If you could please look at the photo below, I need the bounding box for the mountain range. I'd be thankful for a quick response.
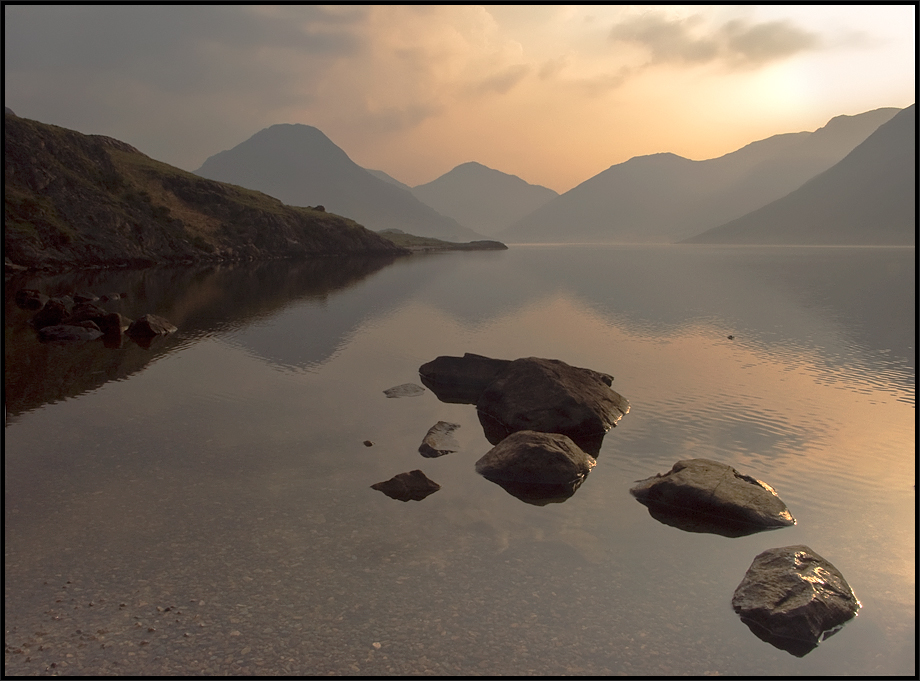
[195,124,484,242]
[410,162,558,236]
[499,107,901,244]
[684,104,915,245]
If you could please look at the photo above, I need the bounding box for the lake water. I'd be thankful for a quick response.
[4,244,915,675]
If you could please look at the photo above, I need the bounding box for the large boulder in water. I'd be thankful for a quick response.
[630,459,795,534]
[732,545,860,656]
[475,357,628,452]
[418,353,512,403]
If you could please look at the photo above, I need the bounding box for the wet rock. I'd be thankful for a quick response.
[418,353,512,404]
[127,314,178,338]
[31,299,69,329]
[95,312,132,336]
[371,470,441,501]
[475,357,628,453]
[629,459,795,533]
[475,430,595,487]
[732,545,860,656]
[64,302,109,325]
[383,383,425,398]
[73,292,99,303]
[15,289,48,310]
[419,421,461,458]
[37,324,104,342]
[363,440,374,447]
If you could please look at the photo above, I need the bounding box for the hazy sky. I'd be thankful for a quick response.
[4,5,915,192]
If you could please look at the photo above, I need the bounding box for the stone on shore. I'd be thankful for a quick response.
[371,470,441,502]
[419,421,461,458]
[37,324,104,342]
[127,314,178,338]
[629,459,795,533]
[732,545,860,656]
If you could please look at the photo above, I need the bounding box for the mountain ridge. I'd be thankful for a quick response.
[195,124,485,242]
[682,104,916,245]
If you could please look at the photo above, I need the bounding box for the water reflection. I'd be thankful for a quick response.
[4,256,396,420]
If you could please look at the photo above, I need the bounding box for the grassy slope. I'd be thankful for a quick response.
[4,113,405,270]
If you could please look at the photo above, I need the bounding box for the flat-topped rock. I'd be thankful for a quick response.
[630,459,795,533]
[419,421,461,458]
[127,314,178,338]
[418,353,512,403]
[732,545,860,656]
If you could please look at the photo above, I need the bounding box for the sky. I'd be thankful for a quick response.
[4,4,916,193]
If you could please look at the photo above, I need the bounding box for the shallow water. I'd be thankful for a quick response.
[4,244,915,675]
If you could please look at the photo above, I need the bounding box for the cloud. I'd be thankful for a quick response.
[608,12,821,69]
[465,64,532,95]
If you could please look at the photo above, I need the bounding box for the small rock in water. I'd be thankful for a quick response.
[371,470,440,501]
[363,440,374,447]
[383,383,425,398]
[419,421,460,457]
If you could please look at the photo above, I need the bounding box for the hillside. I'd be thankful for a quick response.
[410,162,558,236]
[195,124,485,242]
[501,107,900,243]
[4,113,405,272]
[683,104,916,245]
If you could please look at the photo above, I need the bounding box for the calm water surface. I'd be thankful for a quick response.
[4,245,915,675]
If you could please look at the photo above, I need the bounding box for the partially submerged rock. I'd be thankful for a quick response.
[15,289,48,310]
[419,421,461,458]
[476,431,596,505]
[37,324,104,342]
[630,459,795,534]
[418,353,512,403]
[382,383,426,398]
[476,430,595,486]
[732,545,860,656]
[476,357,628,453]
[371,470,441,502]
[127,314,178,338]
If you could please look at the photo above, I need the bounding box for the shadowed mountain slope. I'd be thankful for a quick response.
[4,113,403,271]
[411,161,558,236]
[195,124,484,242]
[501,107,900,244]
[683,104,916,245]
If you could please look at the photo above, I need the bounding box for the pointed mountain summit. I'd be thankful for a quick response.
[500,107,900,244]
[411,162,558,236]
[683,104,915,245]
[195,124,484,242]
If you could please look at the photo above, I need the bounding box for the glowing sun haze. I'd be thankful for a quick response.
[4,4,915,192]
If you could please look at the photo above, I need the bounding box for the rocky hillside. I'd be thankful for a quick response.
[4,112,405,272]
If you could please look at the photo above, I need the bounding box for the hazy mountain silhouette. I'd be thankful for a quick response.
[366,168,413,191]
[501,108,900,244]
[683,104,916,245]
[410,162,558,236]
[195,124,484,242]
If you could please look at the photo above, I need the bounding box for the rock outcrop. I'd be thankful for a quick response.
[371,470,441,502]
[732,545,860,656]
[629,459,795,535]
